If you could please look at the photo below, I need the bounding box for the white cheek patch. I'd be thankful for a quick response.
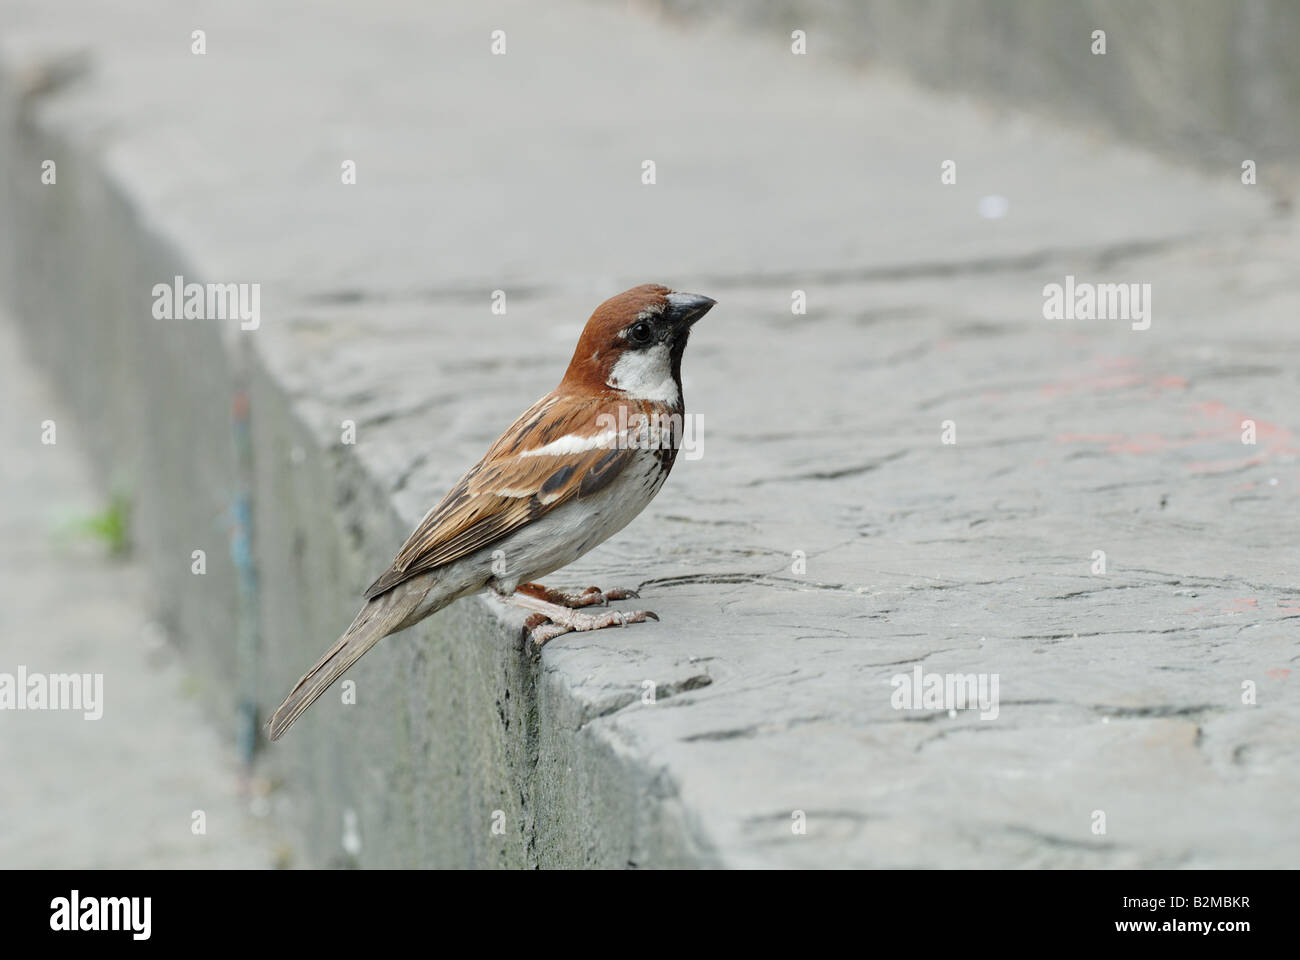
[606,343,679,403]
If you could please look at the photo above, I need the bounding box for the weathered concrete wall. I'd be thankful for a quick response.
[0,56,247,739]
[2,0,1297,868]
[0,301,287,868]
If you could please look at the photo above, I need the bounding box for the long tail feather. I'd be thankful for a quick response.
[267,588,425,741]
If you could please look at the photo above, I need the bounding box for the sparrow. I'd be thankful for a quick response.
[267,284,715,740]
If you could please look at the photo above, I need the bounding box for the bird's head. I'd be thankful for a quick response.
[560,284,716,405]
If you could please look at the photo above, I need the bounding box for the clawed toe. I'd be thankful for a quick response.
[520,607,658,649]
[523,583,641,608]
[565,585,640,607]
[523,613,572,648]
[573,608,658,630]
[600,587,640,602]
[510,583,657,649]
[612,609,658,625]
[572,586,608,607]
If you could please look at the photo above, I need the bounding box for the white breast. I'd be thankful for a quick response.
[481,448,670,593]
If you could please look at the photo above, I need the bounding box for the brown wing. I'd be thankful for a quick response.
[363,393,639,599]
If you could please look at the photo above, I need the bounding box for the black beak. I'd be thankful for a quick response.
[665,292,716,328]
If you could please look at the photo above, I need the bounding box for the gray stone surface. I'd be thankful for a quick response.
[1,0,1296,867]
[662,0,1300,179]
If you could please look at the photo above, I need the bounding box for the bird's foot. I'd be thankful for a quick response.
[516,581,639,608]
[509,591,657,648]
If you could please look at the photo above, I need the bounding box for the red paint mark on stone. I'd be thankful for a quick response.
[1107,434,1169,454]
[1041,373,1144,397]
[1056,433,1127,445]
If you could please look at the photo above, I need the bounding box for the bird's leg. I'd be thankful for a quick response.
[515,581,640,608]
[504,588,658,648]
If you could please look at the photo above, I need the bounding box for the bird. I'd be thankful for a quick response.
[266,284,715,740]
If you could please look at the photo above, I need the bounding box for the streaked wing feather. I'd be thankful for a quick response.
[363,395,642,600]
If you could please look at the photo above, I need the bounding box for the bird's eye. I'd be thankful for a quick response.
[628,321,653,344]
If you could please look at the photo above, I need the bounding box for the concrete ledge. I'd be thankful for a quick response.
[3,0,1297,867]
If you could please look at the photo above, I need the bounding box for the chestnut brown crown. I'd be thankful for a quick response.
[559,284,715,398]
